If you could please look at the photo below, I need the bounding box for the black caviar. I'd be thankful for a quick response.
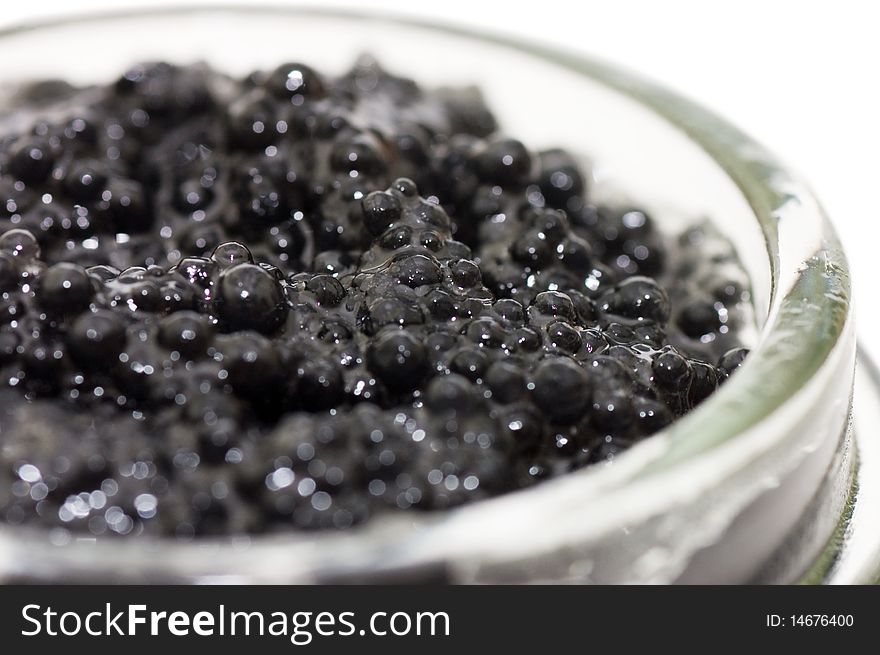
[0,58,751,537]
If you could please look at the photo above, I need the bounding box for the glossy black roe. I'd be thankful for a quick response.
[0,57,751,538]
[217,262,288,334]
[37,263,94,315]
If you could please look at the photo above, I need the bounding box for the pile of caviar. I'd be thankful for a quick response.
[0,59,750,538]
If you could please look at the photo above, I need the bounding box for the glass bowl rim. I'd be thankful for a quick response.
[0,4,854,582]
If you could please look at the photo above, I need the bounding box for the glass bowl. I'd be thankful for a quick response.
[0,6,865,584]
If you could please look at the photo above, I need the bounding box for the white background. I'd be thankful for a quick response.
[3,0,878,357]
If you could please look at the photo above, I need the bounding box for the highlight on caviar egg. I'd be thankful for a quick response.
[0,58,750,539]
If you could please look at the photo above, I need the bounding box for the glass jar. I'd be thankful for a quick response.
[0,6,871,584]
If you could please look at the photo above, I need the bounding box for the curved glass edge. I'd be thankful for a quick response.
[0,2,853,477]
[477,27,854,474]
[821,351,880,584]
[0,6,856,574]
[798,458,858,584]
